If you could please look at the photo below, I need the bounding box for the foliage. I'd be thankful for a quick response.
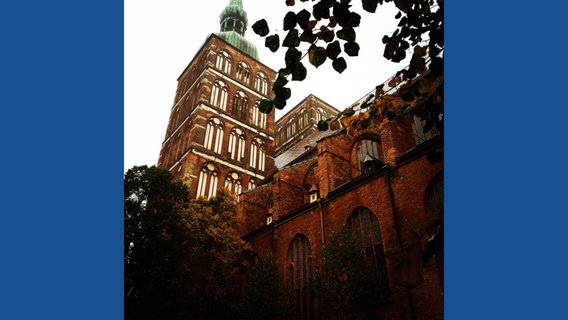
[252,0,444,137]
[124,166,253,319]
[124,165,191,319]
[310,227,390,319]
[236,254,291,320]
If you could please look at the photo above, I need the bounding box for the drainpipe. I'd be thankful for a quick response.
[318,199,325,247]
[386,166,416,320]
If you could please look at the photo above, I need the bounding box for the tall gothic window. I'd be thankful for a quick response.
[215,50,232,74]
[424,172,444,271]
[204,118,224,154]
[224,172,243,199]
[196,163,219,199]
[227,128,246,162]
[355,139,381,171]
[298,110,305,128]
[247,178,256,190]
[254,72,269,95]
[412,115,435,145]
[252,101,267,129]
[249,138,266,171]
[210,80,228,111]
[316,107,327,122]
[288,235,313,320]
[348,207,389,291]
[232,91,248,120]
[287,118,296,138]
[236,62,251,84]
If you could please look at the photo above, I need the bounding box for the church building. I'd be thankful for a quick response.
[157,1,444,319]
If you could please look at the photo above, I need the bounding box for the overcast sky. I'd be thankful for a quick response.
[124,0,410,172]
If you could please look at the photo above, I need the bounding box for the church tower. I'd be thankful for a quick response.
[157,0,277,200]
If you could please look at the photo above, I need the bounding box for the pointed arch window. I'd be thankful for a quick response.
[254,72,269,95]
[287,118,296,138]
[348,207,389,291]
[288,235,313,320]
[252,101,267,129]
[298,110,305,129]
[232,91,249,120]
[355,139,382,172]
[227,128,246,162]
[196,163,219,199]
[424,172,444,271]
[215,50,232,74]
[236,62,251,84]
[249,138,266,171]
[247,178,256,190]
[412,115,436,145]
[210,80,228,111]
[224,172,243,198]
[204,118,224,154]
[316,107,327,122]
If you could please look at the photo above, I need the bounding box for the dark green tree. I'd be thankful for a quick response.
[236,254,291,320]
[124,165,190,319]
[253,0,443,137]
[124,166,253,319]
[183,189,255,319]
[311,227,390,320]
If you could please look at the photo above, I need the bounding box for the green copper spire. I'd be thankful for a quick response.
[219,0,248,35]
[215,0,258,59]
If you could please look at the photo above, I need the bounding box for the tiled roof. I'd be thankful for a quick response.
[275,129,341,169]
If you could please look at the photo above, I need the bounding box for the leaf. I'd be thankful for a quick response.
[325,41,341,60]
[394,0,414,12]
[282,28,300,47]
[332,57,347,73]
[340,115,352,128]
[296,9,311,29]
[258,99,273,113]
[337,27,356,42]
[332,2,351,27]
[273,97,287,110]
[320,28,335,42]
[395,11,402,19]
[291,61,307,81]
[283,11,297,31]
[300,29,317,43]
[265,34,280,52]
[286,0,295,6]
[342,107,355,117]
[350,12,361,28]
[273,73,289,90]
[252,19,269,37]
[329,119,340,130]
[274,86,291,100]
[317,120,329,131]
[362,0,380,13]
[285,47,302,70]
[308,45,327,68]
[313,1,331,20]
[344,41,360,56]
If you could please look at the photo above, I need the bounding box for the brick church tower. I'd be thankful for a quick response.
[157,0,277,199]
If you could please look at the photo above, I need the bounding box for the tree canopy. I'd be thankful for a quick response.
[253,0,444,137]
[124,166,253,319]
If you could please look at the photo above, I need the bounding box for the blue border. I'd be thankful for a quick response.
[446,1,568,319]
[1,2,123,319]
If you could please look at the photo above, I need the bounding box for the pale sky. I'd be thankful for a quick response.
[124,0,410,172]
